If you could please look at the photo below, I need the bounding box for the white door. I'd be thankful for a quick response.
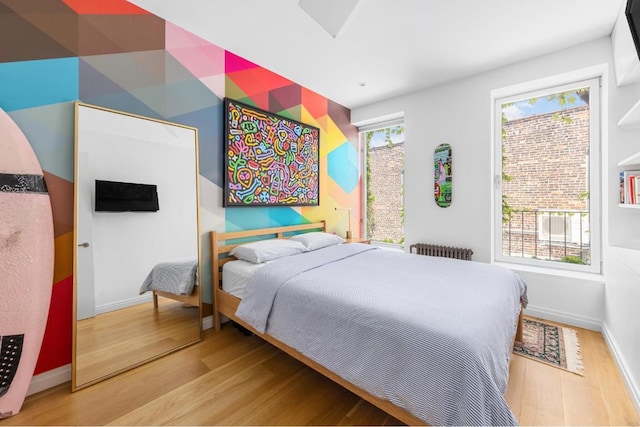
[76,151,96,321]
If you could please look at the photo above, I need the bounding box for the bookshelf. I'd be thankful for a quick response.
[615,10,640,208]
[617,151,640,169]
[618,166,640,207]
[617,99,640,130]
[617,110,640,208]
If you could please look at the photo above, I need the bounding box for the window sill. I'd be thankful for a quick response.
[371,241,404,252]
[494,261,604,283]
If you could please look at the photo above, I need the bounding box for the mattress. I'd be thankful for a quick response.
[222,259,266,298]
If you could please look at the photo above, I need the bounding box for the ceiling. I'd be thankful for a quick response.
[128,0,626,109]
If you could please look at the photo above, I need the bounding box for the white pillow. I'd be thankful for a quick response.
[290,232,345,251]
[229,238,307,263]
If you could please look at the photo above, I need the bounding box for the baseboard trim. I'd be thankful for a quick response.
[601,323,640,416]
[95,293,153,315]
[27,364,71,396]
[202,314,213,330]
[524,304,602,331]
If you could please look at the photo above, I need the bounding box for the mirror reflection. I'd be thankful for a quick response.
[73,103,202,390]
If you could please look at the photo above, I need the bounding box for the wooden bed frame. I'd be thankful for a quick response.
[152,287,200,309]
[210,221,523,426]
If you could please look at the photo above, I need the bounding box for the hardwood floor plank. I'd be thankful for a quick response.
[504,353,526,419]
[581,328,640,425]
[177,352,310,425]
[561,375,609,426]
[108,343,286,425]
[75,299,200,387]
[518,360,566,425]
[234,368,341,425]
[1,318,637,426]
[11,354,211,425]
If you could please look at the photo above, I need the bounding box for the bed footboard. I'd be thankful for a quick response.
[152,288,200,308]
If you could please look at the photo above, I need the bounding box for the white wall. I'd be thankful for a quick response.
[352,37,640,410]
[514,270,604,330]
[604,247,640,409]
[89,137,197,311]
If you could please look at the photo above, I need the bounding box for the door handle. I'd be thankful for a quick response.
[78,242,90,248]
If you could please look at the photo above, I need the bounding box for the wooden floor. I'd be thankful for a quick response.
[2,317,638,426]
[75,297,201,387]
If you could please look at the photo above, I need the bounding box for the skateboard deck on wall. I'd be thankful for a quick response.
[434,143,452,208]
[0,108,54,419]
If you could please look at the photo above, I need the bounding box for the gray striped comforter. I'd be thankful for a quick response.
[236,244,527,426]
[139,258,198,296]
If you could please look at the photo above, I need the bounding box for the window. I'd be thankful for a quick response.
[359,123,405,245]
[493,77,601,273]
[537,211,589,245]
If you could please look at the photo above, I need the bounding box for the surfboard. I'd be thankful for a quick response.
[434,143,452,208]
[0,108,54,419]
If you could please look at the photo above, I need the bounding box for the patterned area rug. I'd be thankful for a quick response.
[513,318,584,375]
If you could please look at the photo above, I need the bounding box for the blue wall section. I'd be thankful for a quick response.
[0,58,79,112]
[225,206,308,232]
[328,141,359,193]
[9,103,75,182]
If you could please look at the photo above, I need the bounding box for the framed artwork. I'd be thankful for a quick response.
[223,98,320,206]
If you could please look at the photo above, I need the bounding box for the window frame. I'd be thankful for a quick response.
[358,119,405,248]
[492,76,602,274]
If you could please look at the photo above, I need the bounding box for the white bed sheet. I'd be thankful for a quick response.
[222,259,267,298]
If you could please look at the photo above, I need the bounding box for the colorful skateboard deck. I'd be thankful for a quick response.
[434,143,452,208]
[0,108,54,419]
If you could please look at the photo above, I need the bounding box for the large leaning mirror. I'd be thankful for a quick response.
[72,102,202,390]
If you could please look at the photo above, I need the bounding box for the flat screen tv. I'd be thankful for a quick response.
[95,180,159,212]
[627,0,640,60]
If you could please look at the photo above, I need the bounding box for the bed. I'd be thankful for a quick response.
[210,222,527,426]
[139,258,200,308]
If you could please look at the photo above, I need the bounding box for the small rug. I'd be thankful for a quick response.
[513,318,584,375]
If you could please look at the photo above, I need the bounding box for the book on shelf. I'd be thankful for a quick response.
[621,170,640,204]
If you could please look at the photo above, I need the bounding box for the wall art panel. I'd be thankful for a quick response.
[224,98,320,206]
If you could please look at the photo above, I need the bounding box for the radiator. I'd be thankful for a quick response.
[409,243,473,261]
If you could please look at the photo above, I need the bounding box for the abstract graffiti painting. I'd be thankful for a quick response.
[224,98,320,206]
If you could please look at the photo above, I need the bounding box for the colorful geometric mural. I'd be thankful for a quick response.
[0,0,360,377]
[224,51,361,233]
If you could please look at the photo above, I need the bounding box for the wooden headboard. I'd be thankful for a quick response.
[209,221,326,329]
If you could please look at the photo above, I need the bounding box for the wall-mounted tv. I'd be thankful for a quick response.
[95,180,159,212]
[627,0,640,60]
